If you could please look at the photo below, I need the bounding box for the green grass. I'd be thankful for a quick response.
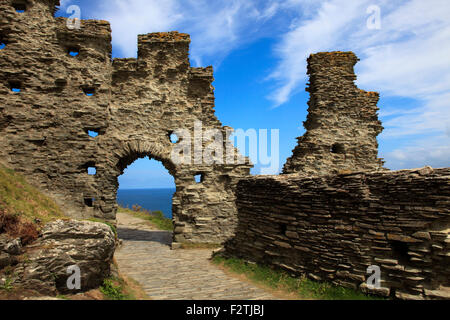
[212,255,384,300]
[100,277,134,300]
[118,206,173,231]
[87,218,117,238]
[0,164,64,225]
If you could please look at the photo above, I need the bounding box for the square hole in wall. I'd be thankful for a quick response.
[330,143,345,154]
[82,87,95,96]
[84,198,94,207]
[87,167,97,175]
[9,81,21,93]
[87,130,99,138]
[168,131,179,143]
[0,42,5,50]
[194,173,204,184]
[280,224,287,235]
[389,240,411,265]
[55,78,67,87]
[68,47,79,57]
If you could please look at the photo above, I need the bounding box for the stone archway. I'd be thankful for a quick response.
[0,1,251,245]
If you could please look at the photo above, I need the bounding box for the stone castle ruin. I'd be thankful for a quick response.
[283,52,385,176]
[0,0,251,245]
[0,0,448,299]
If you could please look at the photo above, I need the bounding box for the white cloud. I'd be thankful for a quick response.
[384,134,450,170]
[59,0,72,8]
[95,0,183,58]
[267,0,372,106]
[89,0,283,65]
[381,92,450,138]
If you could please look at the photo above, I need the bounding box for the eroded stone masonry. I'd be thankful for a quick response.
[0,0,251,245]
[283,52,386,176]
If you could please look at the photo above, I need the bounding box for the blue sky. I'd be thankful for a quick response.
[57,0,450,189]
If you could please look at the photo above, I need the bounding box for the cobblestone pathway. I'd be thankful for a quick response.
[114,212,277,300]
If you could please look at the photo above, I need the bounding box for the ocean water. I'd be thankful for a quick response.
[117,188,175,218]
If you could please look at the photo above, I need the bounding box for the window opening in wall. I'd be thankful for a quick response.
[0,42,5,50]
[195,173,204,184]
[280,224,287,235]
[87,130,99,138]
[88,167,97,175]
[55,79,67,87]
[83,87,95,96]
[84,198,94,207]
[68,47,79,57]
[331,143,345,154]
[389,240,411,265]
[9,81,21,93]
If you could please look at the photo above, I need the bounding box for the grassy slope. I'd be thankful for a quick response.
[0,164,64,226]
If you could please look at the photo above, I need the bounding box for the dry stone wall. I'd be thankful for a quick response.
[283,52,386,176]
[0,0,251,245]
[223,168,450,299]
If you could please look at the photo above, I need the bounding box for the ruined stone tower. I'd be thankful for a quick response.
[283,52,385,176]
[0,0,251,245]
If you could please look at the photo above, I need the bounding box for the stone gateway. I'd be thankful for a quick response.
[0,0,251,245]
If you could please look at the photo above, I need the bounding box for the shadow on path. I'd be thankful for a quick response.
[117,227,172,247]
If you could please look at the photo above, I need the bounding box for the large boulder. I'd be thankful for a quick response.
[12,220,116,295]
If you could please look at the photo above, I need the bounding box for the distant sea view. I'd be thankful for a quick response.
[117,188,175,219]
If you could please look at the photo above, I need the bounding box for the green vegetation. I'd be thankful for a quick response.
[212,255,384,300]
[100,277,134,300]
[0,164,64,225]
[118,205,173,231]
[0,276,14,292]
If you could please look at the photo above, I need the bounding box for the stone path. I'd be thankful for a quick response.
[114,212,277,300]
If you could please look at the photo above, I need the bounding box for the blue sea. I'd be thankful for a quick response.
[117,188,175,218]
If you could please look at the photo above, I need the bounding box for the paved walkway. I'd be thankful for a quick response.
[114,212,277,300]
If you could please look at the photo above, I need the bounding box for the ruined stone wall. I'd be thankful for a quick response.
[0,0,251,245]
[283,52,385,176]
[224,168,450,299]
